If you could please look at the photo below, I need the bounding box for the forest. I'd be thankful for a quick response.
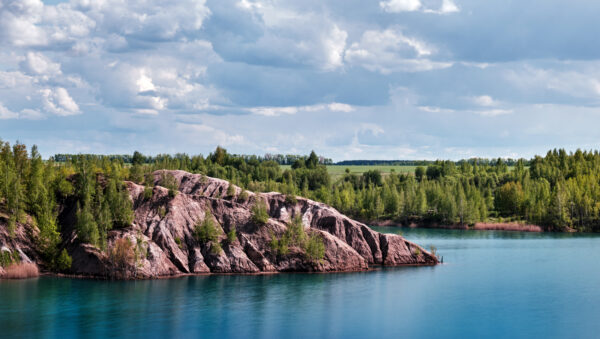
[2,140,600,267]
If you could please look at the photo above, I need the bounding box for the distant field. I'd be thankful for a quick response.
[281,165,418,180]
[281,164,519,181]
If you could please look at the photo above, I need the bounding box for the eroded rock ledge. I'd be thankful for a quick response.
[1,170,437,279]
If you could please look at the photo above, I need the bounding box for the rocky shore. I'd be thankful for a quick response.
[1,170,437,279]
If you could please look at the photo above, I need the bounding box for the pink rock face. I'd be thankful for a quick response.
[1,170,437,279]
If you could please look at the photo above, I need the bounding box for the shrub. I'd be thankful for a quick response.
[226,183,235,198]
[227,228,237,244]
[158,206,167,218]
[110,238,134,271]
[251,199,269,225]
[0,250,20,267]
[194,210,222,254]
[160,172,179,197]
[285,194,297,204]
[143,186,153,200]
[269,231,288,256]
[238,189,249,203]
[55,249,72,272]
[285,215,307,247]
[305,232,325,262]
[194,210,221,244]
[210,242,222,255]
[3,263,39,279]
[175,237,182,248]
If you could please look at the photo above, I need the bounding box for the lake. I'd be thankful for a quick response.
[1,227,599,338]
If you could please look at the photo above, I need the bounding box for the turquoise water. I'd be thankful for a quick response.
[1,228,600,339]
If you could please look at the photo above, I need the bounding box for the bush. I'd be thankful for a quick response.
[305,232,325,262]
[55,249,72,272]
[143,186,153,200]
[194,210,223,254]
[210,242,222,255]
[286,215,307,247]
[227,228,237,243]
[0,250,20,267]
[251,199,269,225]
[238,190,249,203]
[160,172,179,197]
[110,238,134,271]
[269,231,288,256]
[226,183,235,198]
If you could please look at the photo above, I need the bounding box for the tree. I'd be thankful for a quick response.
[251,198,269,225]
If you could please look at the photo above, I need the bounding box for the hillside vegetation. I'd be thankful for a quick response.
[1,138,599,274]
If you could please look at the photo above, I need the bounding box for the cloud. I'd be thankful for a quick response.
[0,102,44,120]
[380,0,422,13]
[249,102,355,116]
[345,28,452,73]
[471,95,498,107]
[380,0,459,14]
[41,87,80,116]
[328,102,354,112]
[19,52,61,76]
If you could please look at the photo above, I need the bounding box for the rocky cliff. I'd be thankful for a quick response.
[1,170,437,279]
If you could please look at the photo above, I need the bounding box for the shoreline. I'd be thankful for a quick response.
[2,263,438,281]
[367,220,545,232]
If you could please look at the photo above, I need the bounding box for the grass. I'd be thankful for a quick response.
[281,165,418,180]
[281,164,518,181]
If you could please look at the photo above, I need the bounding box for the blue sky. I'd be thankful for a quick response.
[0,0,599,160]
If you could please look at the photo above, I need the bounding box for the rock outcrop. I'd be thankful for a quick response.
[1,170,437,279]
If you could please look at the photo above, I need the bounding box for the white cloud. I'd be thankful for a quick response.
[19,52,61,76]
[328,102,354,112]
[382,0,459,14]
[345,28,452,73]
[249,102,355,116]
[380,0,422,13]
[250,106,298,116]
[0,102,45,120]
[0,102,19,119]
[137,70,156,93]
[440,0,459,13]
[41,87,80,116]
[471,95,498,107]
[322,25,347,71]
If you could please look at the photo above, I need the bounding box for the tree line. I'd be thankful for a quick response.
[3,138,600,274]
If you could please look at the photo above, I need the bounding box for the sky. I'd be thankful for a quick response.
[1,0,600,160]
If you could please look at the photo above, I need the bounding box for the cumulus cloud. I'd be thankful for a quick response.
[41,87,80,116]
[345,28,452,73]
[381,0,459,14]
[0,102,44,120]
[19,52,61,76]
[471,95,498,107]
[380,0,422,13]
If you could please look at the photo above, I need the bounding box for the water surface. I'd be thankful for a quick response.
[1,228,599,338]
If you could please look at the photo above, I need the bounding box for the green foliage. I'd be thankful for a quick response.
[238,189,249,202]
[195,211,221,254]
[305,232,325,262]
[144,185,153,200]
[75,202,99,246]
[226,183,235,198]
[251,199,269,225]
[159,172,179,197]
[0,250,20,267]
[227,228,237,244]
[55,249,72,272]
